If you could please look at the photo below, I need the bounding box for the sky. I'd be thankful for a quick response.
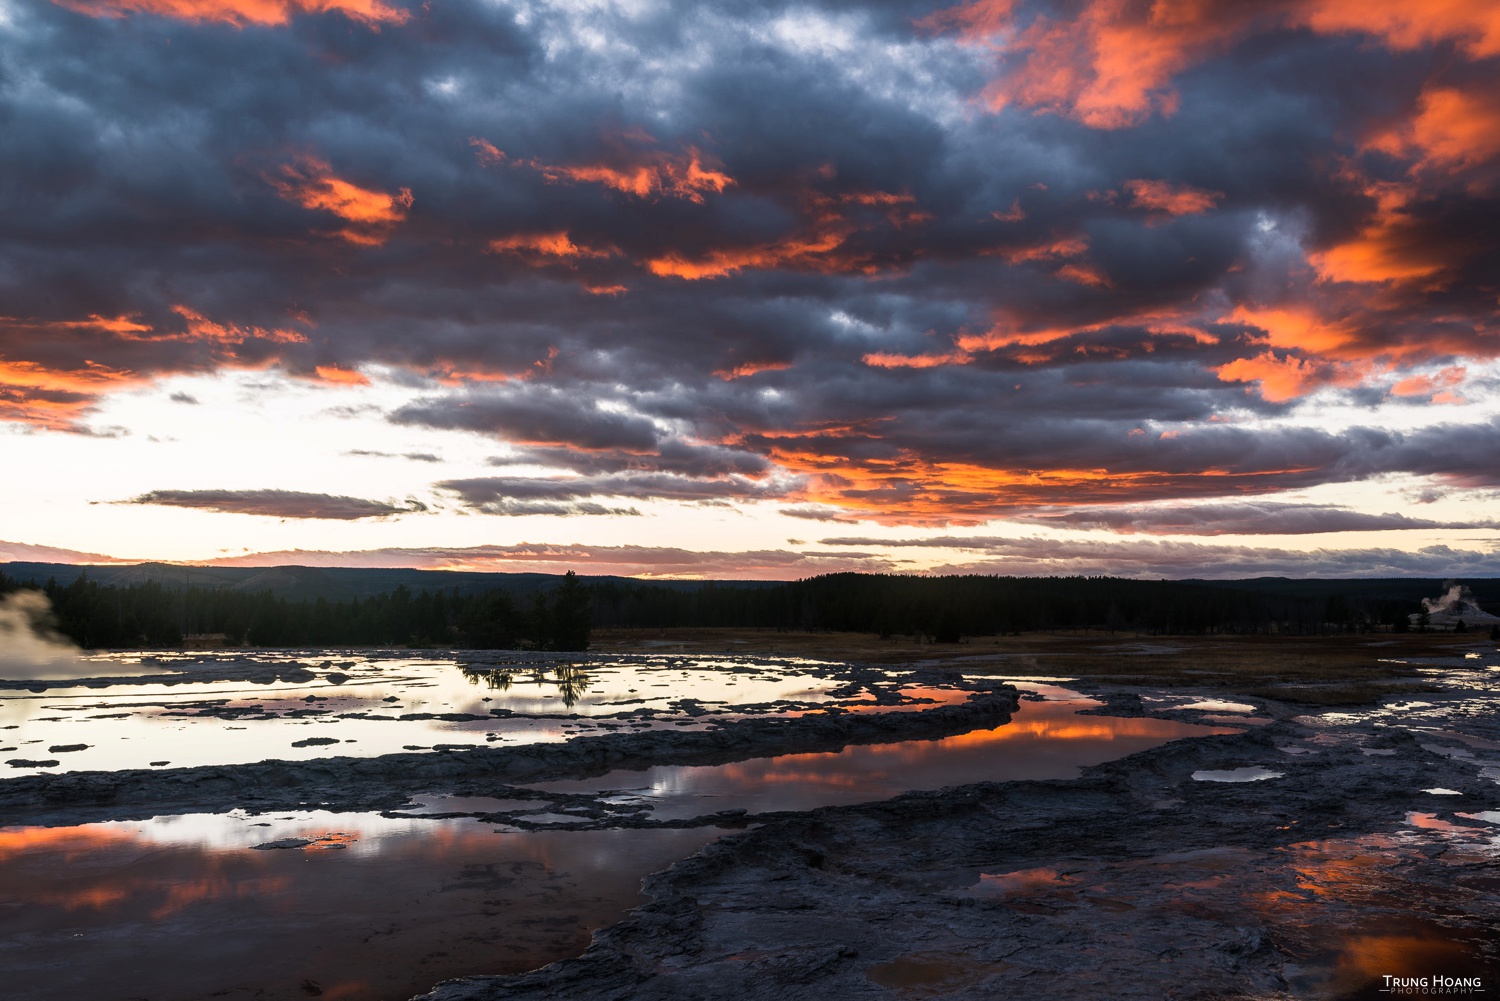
[1,0,1498,579]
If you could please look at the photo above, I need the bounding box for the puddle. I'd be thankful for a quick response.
[0,811,718,1001]
[1177,699,1259,713]
[527,686,1239,819]
[1192,766,1284,782]
[1310,925,1493,1000]
[965,866,1076,897]
[396,793,537,815]
[1405,812,1495,837]
[1255,833,1500,999]
[1458,811,1500,824]
[0,652,875,777]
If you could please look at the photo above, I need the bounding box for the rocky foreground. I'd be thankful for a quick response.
[418,676,1500,1001]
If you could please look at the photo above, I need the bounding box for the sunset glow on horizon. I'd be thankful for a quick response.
[2,0,1498,579]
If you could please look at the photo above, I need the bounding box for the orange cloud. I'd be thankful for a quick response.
[1303,177,1460,287]
[41,314,155,336]
[0,356,149,431]
[481,137,735,204]
[950,303,1216,360]
[646,229,850,280]
[167,305,307,345]
[1391,365,1466,402]
[1368,85,1500,176]
[1123,178,1223,215]
[1215,351,1334,402]
[1294,0,1500,57]
[266,156,413,246]
[646,188,923,280]
[1056,262,1111,286]
[1219,298,1493,397]
[988,233,1089,264]
[762,442,1330,525]
[1215,349,1369,403]
[0,308,307,430]
[921,0,1261,128]
[862,350,972,369]
[1308,222,1451,286]
[52,0,407,28]
[488,231,618,266]
[923,0,1499,127]
[312,364,369,385]
[1226,304,1357,355]
[538,149,733,203]
[468,137,506,167]
[0,358,141,395]
[715,360,793,380]
[1,307,304,346]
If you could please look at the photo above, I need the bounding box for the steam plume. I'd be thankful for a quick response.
[0,590,94,680]
[1416,581,1500,628]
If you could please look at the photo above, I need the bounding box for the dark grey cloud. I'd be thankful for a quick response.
[435,471,793,512]
[123,489,429,519]
[488,439,772,478]
[200,542,899,578]
[779,506,870,523]
[391,387,663,451]
[344,449,443,462]
[2,0,1496,535]
[476,500,642,517]
[1004,502,1499,536]
[818,536,1500,579]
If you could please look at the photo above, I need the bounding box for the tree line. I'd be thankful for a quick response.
[0,569,592,651]
[1,568,1487,651]
[585,573,1436,638]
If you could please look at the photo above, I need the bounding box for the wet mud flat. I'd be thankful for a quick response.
[421,658,1500,1001]
[0,659,1041,1001]
[4,647,1499,1000]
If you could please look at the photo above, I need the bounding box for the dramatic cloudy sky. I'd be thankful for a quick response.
[2,0,1498,578]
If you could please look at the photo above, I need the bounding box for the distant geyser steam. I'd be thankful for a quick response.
[1413,581,1500,630]
[0,590,94,680]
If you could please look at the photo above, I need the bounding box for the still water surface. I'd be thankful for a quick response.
[528,683,1240,819]
[0,675,1240,1000]
[0,652,848,776]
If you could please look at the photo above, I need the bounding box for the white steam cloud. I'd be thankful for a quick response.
[0,590,96,681]
[1415,581,1500,628]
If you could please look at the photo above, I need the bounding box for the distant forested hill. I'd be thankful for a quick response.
[2,563,1496,650]
[0,561,719,601]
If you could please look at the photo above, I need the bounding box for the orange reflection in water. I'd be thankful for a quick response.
[1334,933,1477,986]
[1248,835,1499,998]
[537,696,1237,818]
[970,867,1075,895]
[0,817,718,1001]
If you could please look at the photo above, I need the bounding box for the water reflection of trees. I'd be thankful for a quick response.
[460,662,591,708]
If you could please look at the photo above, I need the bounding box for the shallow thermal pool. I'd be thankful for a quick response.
[0,651,865,776]
[523,683,1241,820]
[0,679,1241,1000]
[0,810,719,1001]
